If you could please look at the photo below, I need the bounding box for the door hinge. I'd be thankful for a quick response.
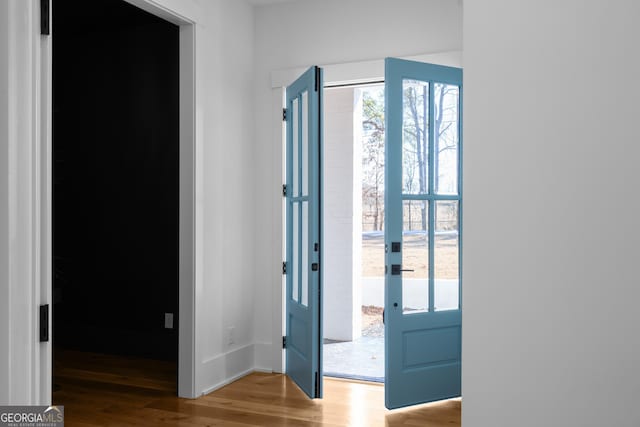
[282,108,287,121]
[282,261,287,275]
[282,184,287,197]
[39,304,49,342]
[40,0,50,35]
[282,336,287,348]
[314,66,321,92]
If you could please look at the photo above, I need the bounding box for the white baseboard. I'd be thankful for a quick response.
[196,342,281,397]
[200,367,255,396]
[199,343,255,396]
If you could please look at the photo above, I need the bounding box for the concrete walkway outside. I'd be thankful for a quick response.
[323,336,384,382]
[323,313,385,382]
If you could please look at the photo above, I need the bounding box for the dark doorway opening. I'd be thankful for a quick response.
[52,0,179,394]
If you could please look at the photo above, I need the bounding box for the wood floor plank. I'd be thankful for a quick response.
[54,351,461,426]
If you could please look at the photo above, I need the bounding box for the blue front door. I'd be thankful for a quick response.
[285,66,323,399]
[384,58,463,409]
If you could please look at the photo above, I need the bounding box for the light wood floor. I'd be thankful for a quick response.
[54,350,461,426]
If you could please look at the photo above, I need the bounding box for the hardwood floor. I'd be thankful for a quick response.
[53,350,461,426]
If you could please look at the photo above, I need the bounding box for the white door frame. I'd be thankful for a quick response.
[29,0,199,403]
[124,0,198,400]
[0,0,50,405]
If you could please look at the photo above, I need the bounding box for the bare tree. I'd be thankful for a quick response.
[403,83,459,228]
[403,84,428,229]
[362,90,385,231]
[359,83,458,232]
[434,83,458,194]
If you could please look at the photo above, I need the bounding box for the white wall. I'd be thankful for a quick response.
[323,87,362,342]
[463,1,640,426]
[155,0,258,396]
[0,0,11,405]
[253,0,463,371]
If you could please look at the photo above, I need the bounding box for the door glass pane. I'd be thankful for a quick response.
[435,200,459,311]
[301,201,309,307]
[292,202,299,303]
[402,200,429,314]
[292,97,299,197]
[402,80,429,195]
[301,91,309,196]
[434,83,459,195]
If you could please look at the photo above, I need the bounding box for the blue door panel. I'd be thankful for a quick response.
[390,363,461,408]
[289,314,309,357]
[403,326,461,368]
[285,66,323,399]
[384,58,463,409]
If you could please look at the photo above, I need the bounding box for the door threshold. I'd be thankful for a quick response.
[324,373,384,384]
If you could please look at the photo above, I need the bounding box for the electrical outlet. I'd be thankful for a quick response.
[164,313,174,329]
[227,326,235,345]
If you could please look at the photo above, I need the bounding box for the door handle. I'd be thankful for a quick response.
[391,264,414,275]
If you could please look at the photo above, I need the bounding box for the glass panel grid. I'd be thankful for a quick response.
[400,81,460,315]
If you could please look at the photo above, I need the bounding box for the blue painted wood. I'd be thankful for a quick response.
[384,58,463,409]
[285,66,323,399]
[428,77,436,313]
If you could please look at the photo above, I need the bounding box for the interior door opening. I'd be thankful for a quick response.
[322,82,387,382]
[52,0,179,396]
